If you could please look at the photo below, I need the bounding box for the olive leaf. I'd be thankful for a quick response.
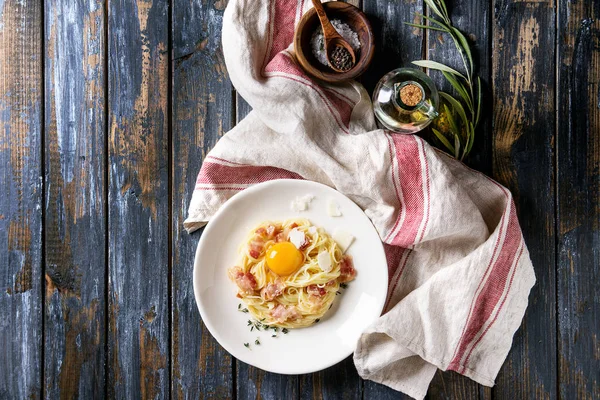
[440,92,469,134]
[437,0,449,20]
[443,104,460,137]
[406,0,482,160]
[466,122,476,155]
[415,13,449,29]
[423,0,448,23]
[476,77,482,126]
[450,27,473,75]
[442,71,472,111]
[432,128,455,154]
[454,134,461,159]
[412,60,466,80]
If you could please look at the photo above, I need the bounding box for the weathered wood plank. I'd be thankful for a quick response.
[238,358,298,400]
[43,0,107,398]
[557,1,600,399]
[491,1,557,399]
[299,356,362,400]
[424,0,492,397]
[0,0,43,398]
[361,0,424,93]
[108,0,170,398]
[427,370,487,400]
[424,0,493,174]
[360,0,422,398]
[171,0,234,398]
[234,95,300,400]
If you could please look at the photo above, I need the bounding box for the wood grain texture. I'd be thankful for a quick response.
[299,356,362,400]
[491,1,557,399]
[360,0,421,398]
[171,0,234,398]
[557,1,600,399]
[234,95,301,400]
[0,0,43,398]
[43,0,106,398]
[108,0,170,398]
[4,0,600,399]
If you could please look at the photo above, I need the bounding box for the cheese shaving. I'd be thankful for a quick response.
[327,199,342,217]
[317,251,333,272]
[333,229,355,253]
[288,228,306,249]
[291,194,315,212]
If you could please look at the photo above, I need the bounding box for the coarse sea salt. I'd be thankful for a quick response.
[310,19,361,67]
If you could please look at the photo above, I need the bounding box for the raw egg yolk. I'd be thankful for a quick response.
[266,242,303,276]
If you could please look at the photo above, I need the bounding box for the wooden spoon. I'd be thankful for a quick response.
[311,0,356,72]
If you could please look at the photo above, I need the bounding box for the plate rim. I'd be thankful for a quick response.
[192,179,388,374]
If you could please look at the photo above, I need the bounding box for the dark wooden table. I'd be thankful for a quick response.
[1,0,598,398]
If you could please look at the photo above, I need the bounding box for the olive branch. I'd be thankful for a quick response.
[406,0,482,160]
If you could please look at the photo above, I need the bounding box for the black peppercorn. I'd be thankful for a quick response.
[330,46,354,71]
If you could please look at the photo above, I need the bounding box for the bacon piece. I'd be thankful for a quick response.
[261,279,284,301]
[275,223,301,244]
[271,304,301,323]
[307,284,326,297]
[248,235,265,259]
[275,232,285,243]
[266,224,277,237]
[298,237,310,250]
[256,224,278,239]
[228,267,258,294]
[338,255,356,283]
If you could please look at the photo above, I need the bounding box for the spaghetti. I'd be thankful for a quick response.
[228,219,356,328]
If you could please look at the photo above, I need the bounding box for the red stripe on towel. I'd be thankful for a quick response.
[417,146,431,243]
[267,72,351,134]
[322,88,353,129]
[383,248,412,312]
[267,0,297,62]
[261,1,355,131]
[194,186,246,191]
[383,244,407,286]
[384,134,404,242]
[448,201,523,372]
[459,240,524,373]
[265,52,306,76]
[382,136,429,311]
[196,160,304,187]
[389,135,426,247]
[266,53,353,129]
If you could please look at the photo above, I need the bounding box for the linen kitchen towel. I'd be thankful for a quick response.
[185,1,536,399]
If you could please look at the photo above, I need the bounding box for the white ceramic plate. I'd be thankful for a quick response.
[193,179,388,374]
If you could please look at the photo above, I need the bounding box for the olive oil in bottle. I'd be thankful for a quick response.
[372,68,439,134]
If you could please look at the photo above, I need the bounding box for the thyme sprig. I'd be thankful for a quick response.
[406,0,482,160]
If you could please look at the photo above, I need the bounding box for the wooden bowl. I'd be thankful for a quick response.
[294,2,375,83]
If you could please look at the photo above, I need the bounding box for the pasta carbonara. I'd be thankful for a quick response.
[228,219,356,328]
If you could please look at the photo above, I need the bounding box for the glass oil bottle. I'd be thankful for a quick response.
[372,68,439,134]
